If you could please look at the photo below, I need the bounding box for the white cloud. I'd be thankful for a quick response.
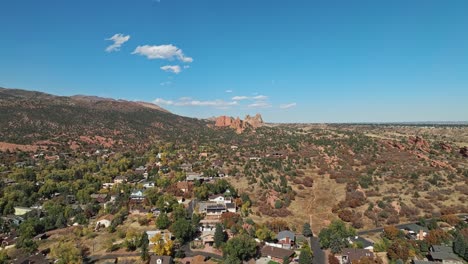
[132,44,193,62]
[280,103,297,109]
[248,101,272,108]
[160,65,181,74]
[232,95,268,101]
[153,97,238,108]
[105,33,130,52]
[253,95,268,100]
[232,96,249,101]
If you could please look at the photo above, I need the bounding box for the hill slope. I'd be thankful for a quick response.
[0,88,210,150]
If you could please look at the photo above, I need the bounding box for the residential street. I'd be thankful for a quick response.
[310,236,326,264]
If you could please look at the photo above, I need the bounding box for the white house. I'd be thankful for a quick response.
[208,194,232,204]
[95,214,114,229]
[147,230,172,245]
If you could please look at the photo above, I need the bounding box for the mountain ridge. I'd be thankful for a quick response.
[0,87,211,151]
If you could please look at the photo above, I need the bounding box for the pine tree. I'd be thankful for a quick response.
[303,222,313,237]
[214,223,226,248]
[453,232,466,260]
[140,232,149,262]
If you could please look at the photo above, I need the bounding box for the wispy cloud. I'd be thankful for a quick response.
[232,96,249,101]
[231,95,268,101]
[225,90,233,93]
[280,102,297,109]
[132,44,193,62]
[105,33,130,52]
[248,101,272,108]
[154,97,238,108]
[160,65,181,74]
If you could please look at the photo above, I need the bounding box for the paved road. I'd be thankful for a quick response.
[357,214,468,236]
[180,244,223,259]
[310,236,326,264]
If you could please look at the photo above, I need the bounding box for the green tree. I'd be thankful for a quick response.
[224,255,242,264]
[318,220,356,254]
[214,223,227,248]
[453,232,467,260]
[170,218,194,243]
[222,234,257,261]
[156,212,171,229]
[255,226,274,241]
[50,241,83,264]
[303,223,313,237]
[140,232,149,261]
[299,248,313,264]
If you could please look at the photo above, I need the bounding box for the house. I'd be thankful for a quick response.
[260,245,295,264]
[401,224,429,240]
[349,236,375,251]
[149,255,173,264]
[135,166,147,175]
[180,163,193,172]
[147,230,172,245]
[336,248,374,264]
[196,230,216,247]
[113,175,127,184]
[130,190,145,201]
[428,245,463,264]
[90,193,109,204]
[186,172,204,181]
[177,181,193,193]
[208,194,232,204]
[205,204,227,215]
[276,230,296,249]
[14,206,33,216]
[96,214,114,229]
[226,203,236,213]
[143,182,156,189]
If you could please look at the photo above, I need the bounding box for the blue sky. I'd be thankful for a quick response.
[1,0,467,122]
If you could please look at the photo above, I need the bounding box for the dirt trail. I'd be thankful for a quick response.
[305,174,345,234]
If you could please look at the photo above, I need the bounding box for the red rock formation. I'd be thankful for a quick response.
[439,142,452,152]
[409,136,430,152]
[244,113,264,128]
[215,116,234,127]
[214,114,263,133]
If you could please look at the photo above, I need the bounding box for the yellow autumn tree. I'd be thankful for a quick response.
[150,233,173,256]
[50,241,83,264]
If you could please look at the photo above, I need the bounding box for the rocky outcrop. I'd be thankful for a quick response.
[409,136,430,152]
[439,142,452,152]
[214,114,264,133]
[215,116,234,127]
[244,113,264,128]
